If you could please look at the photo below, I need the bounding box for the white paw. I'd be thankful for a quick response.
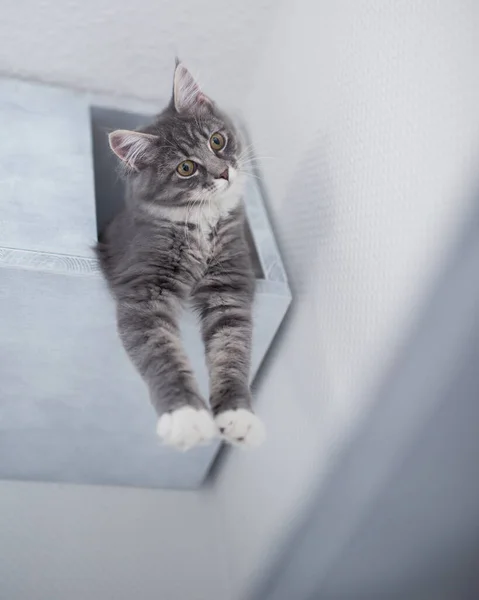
[157,407,217,451]
[215,409,266,448]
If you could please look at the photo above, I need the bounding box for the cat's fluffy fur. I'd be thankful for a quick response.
[96,63,265,450]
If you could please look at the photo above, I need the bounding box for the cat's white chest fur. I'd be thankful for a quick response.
[190,174,244,236]
[195,192,239,233]
[152,172,244,242]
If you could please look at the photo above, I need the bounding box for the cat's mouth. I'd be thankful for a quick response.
[216,180,230,192]
[217,166,237,190]
[213,172,238,195]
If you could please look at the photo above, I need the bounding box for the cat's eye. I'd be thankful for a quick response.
[176,160,197,177]
[210,132,226,151]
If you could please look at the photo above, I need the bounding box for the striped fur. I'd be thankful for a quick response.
[96,64,257,438]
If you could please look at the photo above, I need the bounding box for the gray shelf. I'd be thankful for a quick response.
[0,78,291,489]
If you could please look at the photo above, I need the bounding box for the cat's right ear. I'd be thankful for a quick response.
[108,130,158,171]
[173,62,211,114]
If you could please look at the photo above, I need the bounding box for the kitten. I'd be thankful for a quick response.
[96,63,265,451]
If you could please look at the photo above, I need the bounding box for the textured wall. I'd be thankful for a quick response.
[0,0,281,106]
[215,0,479,598]
[248,196,479,600]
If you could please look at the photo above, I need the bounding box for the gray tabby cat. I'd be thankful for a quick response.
[96,63,265,450]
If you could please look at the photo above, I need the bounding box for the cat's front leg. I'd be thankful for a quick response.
[192,262,265,448]
[117,300,216,451]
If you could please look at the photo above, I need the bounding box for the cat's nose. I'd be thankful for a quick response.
[216,168,229,181]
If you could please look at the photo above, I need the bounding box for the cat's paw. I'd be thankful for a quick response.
[215,409,266,448]
[157,407,217,451]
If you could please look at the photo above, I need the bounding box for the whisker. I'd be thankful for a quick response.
[237,170,262,181]
[240,156,276,162]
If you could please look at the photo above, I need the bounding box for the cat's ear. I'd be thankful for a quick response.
[173,62,211,113]
[108,130,158,171]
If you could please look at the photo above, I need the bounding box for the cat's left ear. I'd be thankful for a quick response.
[173,62,212,114]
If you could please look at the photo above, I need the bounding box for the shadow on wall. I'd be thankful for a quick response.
[261,131,336,297]
[249,191,479,600]
[243,129,338,421]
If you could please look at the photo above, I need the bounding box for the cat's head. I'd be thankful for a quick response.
[108,63,244,209]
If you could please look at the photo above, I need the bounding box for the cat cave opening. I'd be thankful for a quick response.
[90,106,264,279]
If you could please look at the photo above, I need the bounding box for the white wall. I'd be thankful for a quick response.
[0,481,228,600]
[214,0,479,597]
[0,0,281,106]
